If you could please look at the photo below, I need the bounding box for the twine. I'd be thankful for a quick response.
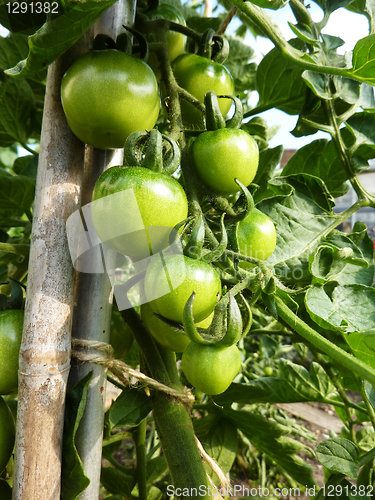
[71,338,194,406]
[71,338,231,493]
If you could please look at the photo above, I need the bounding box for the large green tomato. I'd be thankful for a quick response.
[147,3,186,78]
[236,209,276,268]
[182,343,241,395]
[189,129,259,194]
[91,166,188,260]
[0,396,15,473]
[171,53,234,127]
[109,309,134,359]
[141,303,213,352]
[145,255,221,323]
[61,50,160,149]
[0,478,12,500]
[0,310,23,395]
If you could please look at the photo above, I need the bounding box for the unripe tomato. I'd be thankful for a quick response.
[0,478,12,500]
[141,303,213,352]
[182,343,241,395]
[237,209,277,268]
[61,50,160,149]
[171,53,234,127]
[0,396,15,473]
[109,309,134,359]
[147,3,186,78]
[91,166,188,260]
[0,310,24,394]
[145,255,221,323]
[189,128,259,194]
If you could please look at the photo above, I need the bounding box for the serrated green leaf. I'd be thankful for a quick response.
[323,224,375,285]
[214,360,337,405]
[253,145,284,199]
[302,71,331,99]
[109,387,153,429]
[221,407,316,487]
[347,34,375,85]
[345,330,375,370]
[288,22,319,44]
[146,456,168,484]
[61,372,92,500]
[100,467,137,497]
[346,0,375,28]
[0,33,29,72]
[201,418,237,481]
[345,112,375,160]
[305,284,347,331]
[333,284,375,332]
[282,139,350,198]
[316,437,360,479]
[4,0,117,79]
[256,41,306,115]
[0,79,35,147]
[258,175,338,281]
[0,173,35,215]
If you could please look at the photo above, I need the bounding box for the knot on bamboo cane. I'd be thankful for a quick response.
[71,338,231,496]
[71,338,194,407]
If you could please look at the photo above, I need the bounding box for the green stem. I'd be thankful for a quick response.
[274,295,375,387]
[229,0,367,84]
[243,93,306,119]
[134,419,148,500]
[324,99,368,201]
[20,143,37,156]
[102,430,132,447]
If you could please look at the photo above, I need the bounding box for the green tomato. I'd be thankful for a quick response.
[189,128,259,194]
[109,309,134,359]
[147,4,186,78]
[182,343,241,395]
[61,50,160,149]
[0,478,12,500]
[237,209,276,268]
[141,303,213,352]
[91,166,188,260]
[145,255,221,323]
[171,53,234,127]
[0,396,15,473]
[0,310,23,395]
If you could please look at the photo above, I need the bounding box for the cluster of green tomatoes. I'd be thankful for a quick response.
[60,4,277,396]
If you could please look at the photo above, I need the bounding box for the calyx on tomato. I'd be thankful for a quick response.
[182,342,241,395]
[189,92,259,195]
[61,44,160,150]
[91,131,188,260]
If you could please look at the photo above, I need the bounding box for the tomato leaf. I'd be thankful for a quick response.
[100,467,137,497]
[4,0,118,79]
[0,33,29,72]
[221,407,316,487]
[346,34,375,86]
[306,283,375,333]
[255,42,306,115]
[109,387,153,429]
[61,371,91,500]
[201,418,237,481]
[282,139,350,198]
[214,360,337,405]
[0,173,35,216]
[345,330,375,370]
[0,79,36,147]
[316,437,360,479]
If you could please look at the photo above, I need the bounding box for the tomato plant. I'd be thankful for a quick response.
[145,254,221,323]
[4,0,375,498]
[61,49,160,149]
[181,342,241,395]
[171,53,234,126]
[146,3,186,78]
[0,396,15,474]
[189,128,259,194]
[91,166,188,259]
[0,310,24,395]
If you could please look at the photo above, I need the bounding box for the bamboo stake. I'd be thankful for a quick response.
[12,36,91,500]
[67,2,135,499]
